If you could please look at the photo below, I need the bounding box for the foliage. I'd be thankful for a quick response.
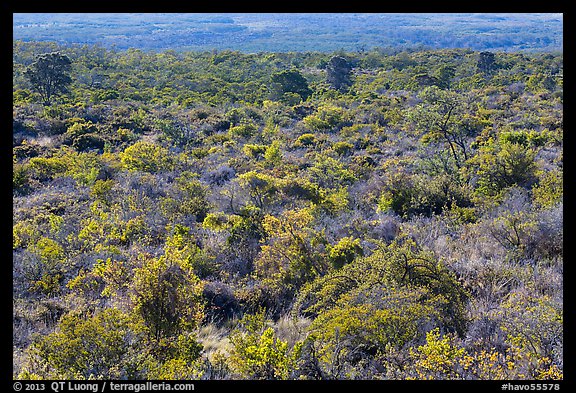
[228,311,303,379]
[270,69,312,102]
[13,41,562,380]
[160,172,211,223]
[326,55,353,91]
[120,141,173,173]
[409,86,477,168]
[304,287,443,379]
[23,308,142,379]
[409,328,466,379]
[296,234,469,336]
[498,291,562,366]
[328,236,363,269]
[13,14,562,53]
[468,140,538,197]
[532,169,563,208]
[378,170,472,219]
[24,52,72,104]
[131,252,204,343]
[256,208,328,293]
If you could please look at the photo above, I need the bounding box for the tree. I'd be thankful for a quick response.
[410,86,475,169]
[269,69,312,102]
[434,64,456,89]
[477,51,496,75]
[131,247,204,344]
[326,55,352,91]
[256,208,328,290]
[24,52,72,105]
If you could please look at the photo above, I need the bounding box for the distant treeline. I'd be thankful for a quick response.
[12,13,563,53]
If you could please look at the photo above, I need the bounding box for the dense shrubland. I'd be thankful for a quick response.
[13,40,563,380]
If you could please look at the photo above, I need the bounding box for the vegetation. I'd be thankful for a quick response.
[13,40,563,381]
[12,13,563,53]
[24,52,72,105]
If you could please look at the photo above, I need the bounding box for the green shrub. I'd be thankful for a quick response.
[470,141,538,197]
[307,288,440,368]
[296,234,469,335]
[328,237,363,269]
[309,155,356,189]
[302,115,330,131]
[13,163,31,194]
[243,144,268,159]
[120,141,172,173]
[64,120,98,141]
[229,122,257,138]
[499,129,549,147]
[191,147,210,159]
[263,140,283,165]
[72,133,106,151]
[25,309,141,379]
[131,253,204,342]
[28,155,67,182]
[229,311,302,380]
[532,169,563,207]
[294,133,316,147]
[332,141,354,156]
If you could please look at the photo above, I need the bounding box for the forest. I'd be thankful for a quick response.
[12,13,563,53]
[12,40,563,380]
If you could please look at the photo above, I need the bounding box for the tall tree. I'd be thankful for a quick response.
[434,64,456,89]
[477,51,496,75]
[326,55,352,91]
[269,69,312,102]
[409,86,473,169]
[24,52,72,105]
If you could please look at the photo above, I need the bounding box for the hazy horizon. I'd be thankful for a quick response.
[13,13,563,53]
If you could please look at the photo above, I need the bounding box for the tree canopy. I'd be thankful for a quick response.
[24,52,72,105]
